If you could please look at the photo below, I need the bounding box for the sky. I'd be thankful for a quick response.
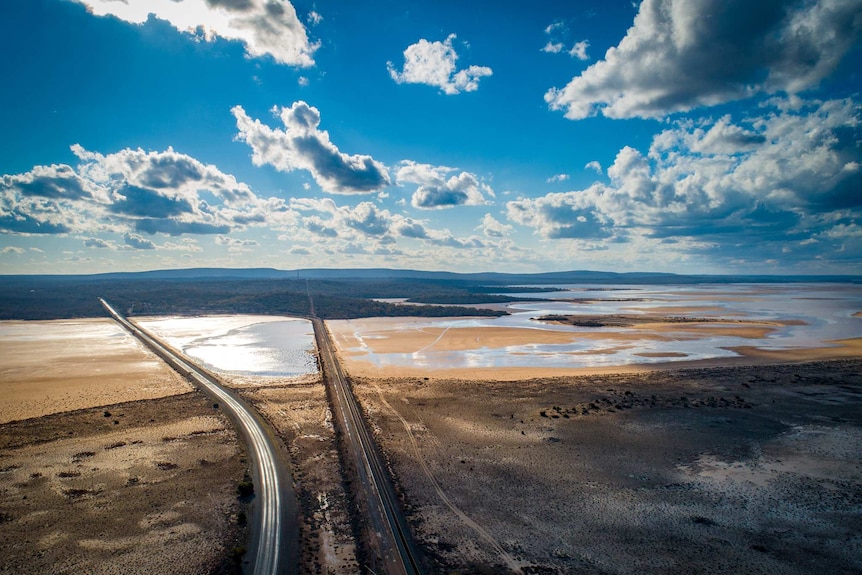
[1,0,861,275]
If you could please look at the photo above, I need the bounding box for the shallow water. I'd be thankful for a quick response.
[138,316,317,377]
[341,283,862,370]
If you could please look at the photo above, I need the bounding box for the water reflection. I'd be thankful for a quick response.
[138,316,317,376]
[337,283,862,370]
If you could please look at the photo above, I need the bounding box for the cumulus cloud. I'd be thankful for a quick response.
[283,196,487,253]
[547,173,570,183]
[293,199,414,240]
[71,0,317,66]
[123,232,156,250]
[84,237,111,248]
[1,246,25,255]
[215,234,259,252]
[509,98,862,253]
[479,213,513,238]
[1,144,280,243]
[233,101,390,194]
[568,40,589,61]
[546,0,862,119]
[307,10,322,26]
[216,235,259,246]
[387,34,492,95]
[541,41,564,54]
[508,189,613,239]
[425,230,485,249]
[395,161,493,209]
[585,161,603,174]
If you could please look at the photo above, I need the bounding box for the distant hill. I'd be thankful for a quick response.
[1,267,859,320]
[2,267,860,285]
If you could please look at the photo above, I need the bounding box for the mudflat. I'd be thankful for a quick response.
[353,360,862,574]
[0,319,193,423]
[0,320,246,574]
[328,315,862,380]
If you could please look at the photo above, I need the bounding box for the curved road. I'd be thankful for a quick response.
[312,318,423,575]
[100,299,297,575]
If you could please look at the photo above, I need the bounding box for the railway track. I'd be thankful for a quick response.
[312,317,423,575]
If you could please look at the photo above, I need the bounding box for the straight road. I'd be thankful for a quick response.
[100,299,297,575]
[312,318,423,575]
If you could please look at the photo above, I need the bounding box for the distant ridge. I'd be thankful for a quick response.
[1,267,860,284]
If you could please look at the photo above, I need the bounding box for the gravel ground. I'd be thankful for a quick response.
[354,360,862,574]
[0,392,247,575]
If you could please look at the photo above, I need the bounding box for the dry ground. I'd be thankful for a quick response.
[0,393,247,575]
[352,360,862,574]
[226,375,361,575]
[0,319,247,574]
[4,316,860,574]
[0,319,195,423]
[0,318,357,575]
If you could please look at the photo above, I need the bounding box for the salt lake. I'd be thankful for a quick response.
[136,315,317,377]
[329,283,862,371]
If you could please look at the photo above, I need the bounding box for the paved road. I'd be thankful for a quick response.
[100,299,297,575]
[312,318,422,575]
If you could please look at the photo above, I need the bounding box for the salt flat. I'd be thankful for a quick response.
[328,283,862,379]
[0,319,191,424]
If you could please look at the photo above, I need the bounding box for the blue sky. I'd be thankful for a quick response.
[1,0,860,275]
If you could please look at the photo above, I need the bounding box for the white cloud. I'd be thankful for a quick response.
[216,235,259,246]
[547,173,570,183]
[233,101,391,194]
[290,197,394,238]
[215,234,259,252]
[568,40,589,60]
[307,10,322,26]
[585,161,603,174]
[162,239,204,252]
[545,22,565,35]
[0,145,286,241]
[1,246,25,255]
[297,76,309,87]
[71,0,317,67]
[395,161,493,209]
[84,237,112,249]
[284,195,488,252]
[387,34,492,95]
[509,98,862,260]
[479,213,513,238]
[546,0,862,119]
[541,41,564,54]
[507,187,612,239]
[123,232,156,250]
